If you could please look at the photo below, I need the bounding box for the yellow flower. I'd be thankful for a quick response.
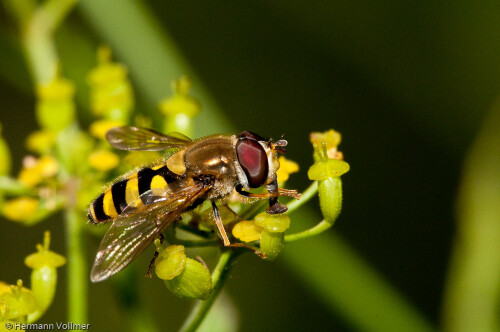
[18,156,58,187]
[89,119,124,140]
[310,129,343,160]
[0,282,10,295]
[276,156,299,183]
[25,130,56,154]
[25,231,66,270]
[2,197,39,222]
[88,150,120,171]
[232,220,263,242]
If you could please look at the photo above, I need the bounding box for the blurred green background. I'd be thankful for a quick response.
[1,1,500,331]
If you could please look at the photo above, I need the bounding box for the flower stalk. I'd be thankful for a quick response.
[179,249,241,332]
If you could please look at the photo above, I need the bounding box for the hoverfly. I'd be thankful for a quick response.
[88,126,300,282]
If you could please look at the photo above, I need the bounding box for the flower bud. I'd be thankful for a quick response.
[318,177,342,224]
[87,46,134,122]
[89,119,124,140]
[232,220,262,242]
[158,76,201,137]
[0,280,37,320]
[308,129,349,226]
[259,230,284,261]
[253,212,290,260]
[24,231,66,322]
[154,243,187,281]
[88,150,120,172]
[36,75,76,132]
[164,258,212,300]
[254,212,290,233]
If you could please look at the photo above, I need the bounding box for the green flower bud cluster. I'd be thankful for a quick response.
[0,232,65,324]
[154,241,211,300]
[36,74,76,133]
[87,46,134,123]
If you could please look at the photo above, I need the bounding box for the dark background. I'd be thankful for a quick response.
[2,1,500,331]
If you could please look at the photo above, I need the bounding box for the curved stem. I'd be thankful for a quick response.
[284,219,330,243]
[179,249,241,332]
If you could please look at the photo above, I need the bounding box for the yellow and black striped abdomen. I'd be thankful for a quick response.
[88,165,180,224]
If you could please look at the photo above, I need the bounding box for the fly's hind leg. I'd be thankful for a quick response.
[146,233,165,278]
[211,201,266,259]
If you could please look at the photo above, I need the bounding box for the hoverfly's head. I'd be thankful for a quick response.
[235,131,287,189]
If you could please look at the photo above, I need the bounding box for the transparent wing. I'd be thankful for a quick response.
[106,126,191,151]
[90,183,209,282]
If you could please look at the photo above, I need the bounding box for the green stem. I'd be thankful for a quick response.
[286,180,318,214]
[179,249,241,332]
[40,0,79,34]
[65,208,87,323]
[16,0,78,83]
[285,219,330,243]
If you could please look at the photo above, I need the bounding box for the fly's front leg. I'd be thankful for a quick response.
[265,178,288,214]
[211,201,265,258]
[235,180,301,215]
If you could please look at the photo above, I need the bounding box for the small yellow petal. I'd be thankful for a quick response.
[310,129,343,160]
[3,197,39,222]
[18,156,58,187]
[18,167,43,187]
[232,220,263,242]
[0,282,11,295]
[89,119,124,139]
[38,156,59,177]
[25,130,56,153]
[276,156,299,183]
[88,150,120,171]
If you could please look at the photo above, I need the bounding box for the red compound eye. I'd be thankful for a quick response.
[236,137,268,188]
